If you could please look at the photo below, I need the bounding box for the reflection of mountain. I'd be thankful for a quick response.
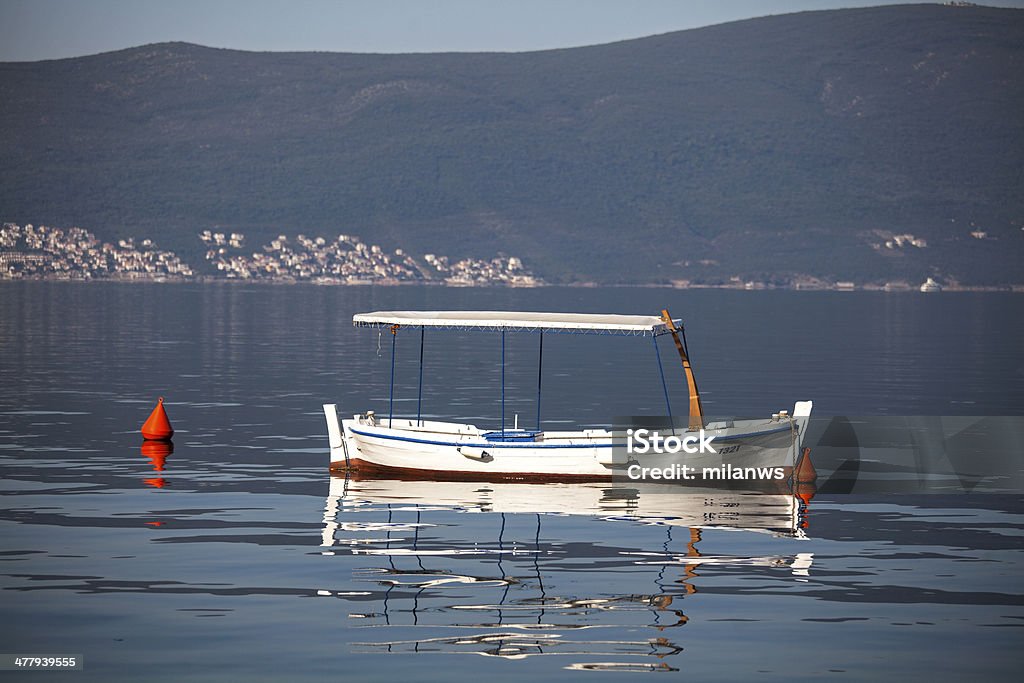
[322,476,813,667]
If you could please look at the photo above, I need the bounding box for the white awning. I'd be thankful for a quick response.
[352,310,680,336]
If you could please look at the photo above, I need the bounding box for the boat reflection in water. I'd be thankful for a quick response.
[322,476,814,672]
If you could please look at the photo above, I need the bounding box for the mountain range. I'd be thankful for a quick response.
[1,3,1022,285]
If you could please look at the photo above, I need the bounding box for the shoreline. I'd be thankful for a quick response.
[1,273,1022,292]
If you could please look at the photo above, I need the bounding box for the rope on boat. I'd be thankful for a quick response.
[389,327,397,428]
[417,327,425,427]
[652,335,675,434]
[536,331,544,431]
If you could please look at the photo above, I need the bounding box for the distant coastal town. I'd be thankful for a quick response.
[1,221,1019,291]
[0,223,542,287]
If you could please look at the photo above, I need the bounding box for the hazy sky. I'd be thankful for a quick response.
[2,0,1023,62]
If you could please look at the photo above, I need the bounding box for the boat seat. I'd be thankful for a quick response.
[481,429,541,442]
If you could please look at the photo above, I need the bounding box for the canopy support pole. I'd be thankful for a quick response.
[535,331,544,431]
[388,325,398,428]
[653,335,675,434]
[661,309,705,430]
[416,327,425,427]
[501,330,506,435]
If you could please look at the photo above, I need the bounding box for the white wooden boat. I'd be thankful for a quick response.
[324,310,812,481]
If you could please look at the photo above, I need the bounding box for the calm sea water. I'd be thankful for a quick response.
[1,282,1022,681]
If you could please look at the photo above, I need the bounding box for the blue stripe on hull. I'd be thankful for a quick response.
[349,424,793,450]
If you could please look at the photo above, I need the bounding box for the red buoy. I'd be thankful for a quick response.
[795,447,817,484]
[141,397,174,441]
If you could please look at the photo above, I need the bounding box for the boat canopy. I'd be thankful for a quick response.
[352,310,682,336]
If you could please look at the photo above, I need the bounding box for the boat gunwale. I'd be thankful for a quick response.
[347,422,797,450]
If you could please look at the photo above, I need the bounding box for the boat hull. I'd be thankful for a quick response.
[324,403,812,483]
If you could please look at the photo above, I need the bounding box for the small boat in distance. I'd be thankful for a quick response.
[324,310,813,481]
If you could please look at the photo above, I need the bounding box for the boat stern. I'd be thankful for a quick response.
[793,400,813,448]
[323,404,352,470]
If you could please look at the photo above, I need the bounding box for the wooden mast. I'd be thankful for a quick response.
[660,309,705,430]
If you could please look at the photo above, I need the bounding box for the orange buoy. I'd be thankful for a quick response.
[795,447,817,484]
[141,397,174,441]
